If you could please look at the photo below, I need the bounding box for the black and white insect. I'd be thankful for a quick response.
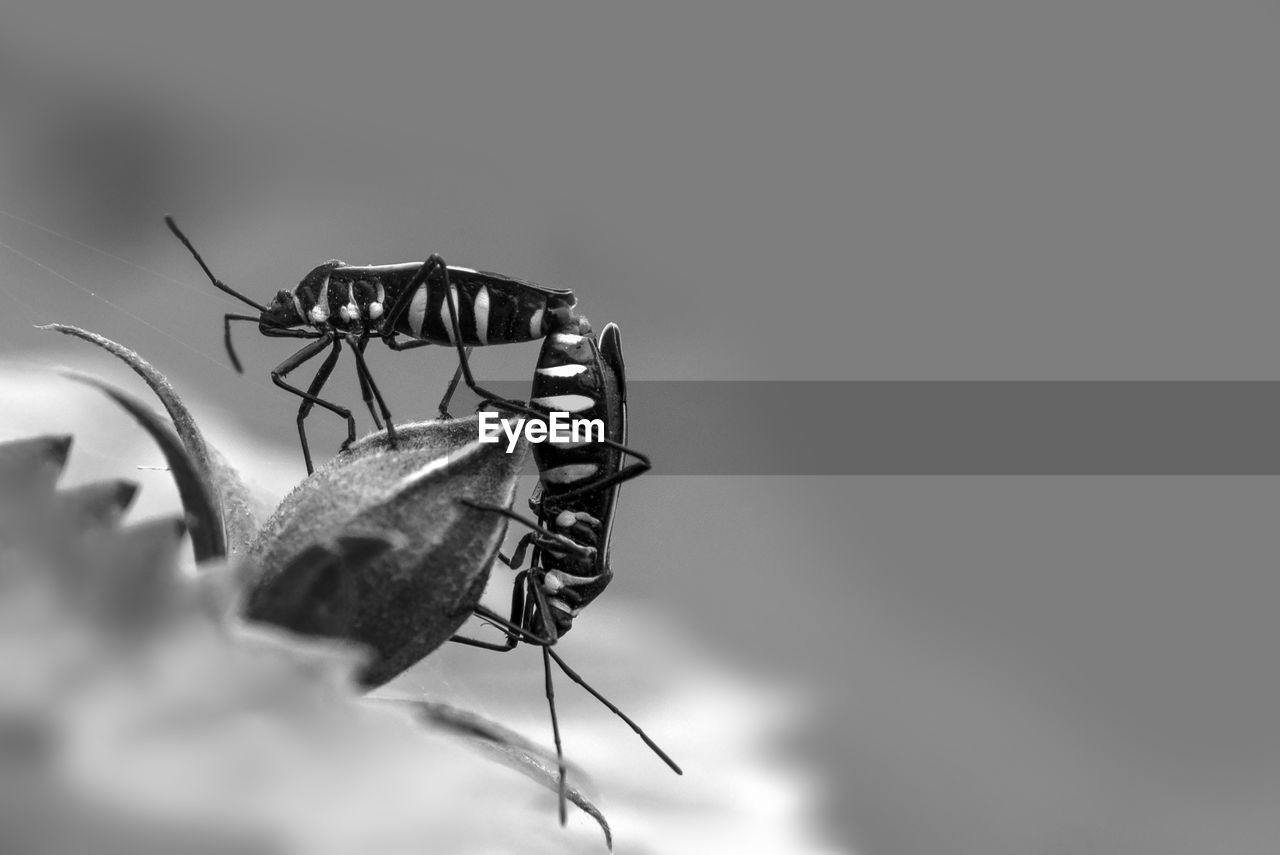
[457,320,680,823]
[165,216,578,474]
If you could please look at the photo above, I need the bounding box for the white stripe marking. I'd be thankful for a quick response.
[309,274,331,323]
[529,308,544,339]
[548,597,578,615]
[542,463,600,485]
[547,569,597,587]
[553,332,583,346]
[363,262,425,273]
[345,283,359,321]
[340,281,359,322]
[531,394,596,413]
[549,437,594,449]
[536,363,588,378]
[474,286,490,345]
[438,285,460,343]
[407,285,428,336]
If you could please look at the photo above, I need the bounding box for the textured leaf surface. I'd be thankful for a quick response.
[383,698,612,849]
[246,416,529,687]
[39,324,260,555]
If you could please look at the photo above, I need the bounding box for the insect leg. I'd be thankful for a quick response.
[457,499,595,561]
[271,335,356,475]
[382,335,465,420]
[451,572,565,650]
[474,530,539,571]
[291,339,345,475]
[352,338,383,431]
[419,256,547,421]
[222,314,257,373]
[543,645,569,825]
[351,335,397,446]
[437,350,470,419]
[547,648,683,775]
[548,437,653,502]
[502,532,540,570]
[228,313,318,370]
[510,572,572,820]
[455,577,589,822]
[448,572,532,652]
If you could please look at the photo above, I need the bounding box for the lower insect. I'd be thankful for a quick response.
[453,321,680,825]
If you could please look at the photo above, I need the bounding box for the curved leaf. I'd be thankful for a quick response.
[380,698,613,850]
[246,416,529,688]
[38,323,259,553]
[61,370,226,562]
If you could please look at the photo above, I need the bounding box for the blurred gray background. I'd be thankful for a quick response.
[2,2,1278,853]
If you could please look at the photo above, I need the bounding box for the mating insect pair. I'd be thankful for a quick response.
[166,216,576,473]
[168,218,680,824]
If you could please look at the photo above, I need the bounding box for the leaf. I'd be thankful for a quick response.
[376,698,613,850]
[61,371,226,563]
[38,324,260,554]
[206,446,261,559]
[83,517,188,630]
[376,698,583,771]
[245,416,529,688]
[57,480,139,529]
[246,533,401,640]
[0,435,73,550]
[466,739,613,851]
[0,428,625,854]
[0,434,71,495]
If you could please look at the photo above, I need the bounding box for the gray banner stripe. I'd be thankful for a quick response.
[474,382,1280,475]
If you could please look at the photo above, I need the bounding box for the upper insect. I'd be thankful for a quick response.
[165,216,581,474]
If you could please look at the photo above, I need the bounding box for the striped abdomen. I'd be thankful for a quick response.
[527,323,629,632]
[391,266,576,346]
[530,325,626,510]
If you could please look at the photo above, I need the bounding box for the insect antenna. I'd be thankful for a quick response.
[164,215,270,313]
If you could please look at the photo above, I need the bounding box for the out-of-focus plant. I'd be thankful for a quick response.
[0,325,614,853]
